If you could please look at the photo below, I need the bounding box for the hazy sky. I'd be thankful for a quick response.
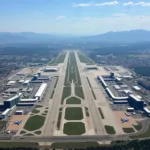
[0,0,150,35]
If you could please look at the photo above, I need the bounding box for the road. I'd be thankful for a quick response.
[43,51,69,136]
[12,134,129,142]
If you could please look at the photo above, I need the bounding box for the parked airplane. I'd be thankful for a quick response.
[121,118,129,123]
[14,120,22,125]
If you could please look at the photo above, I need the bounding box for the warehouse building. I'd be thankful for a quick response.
[44,67,58,72]
[4,93,22,109]
[15,110,24,115]
[86,65,97,70]
[128,94,145,110]
[34,83,47,100]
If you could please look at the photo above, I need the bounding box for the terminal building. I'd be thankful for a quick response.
[4,93,22,109]
[128,94,145,110]
[34,83,47,101]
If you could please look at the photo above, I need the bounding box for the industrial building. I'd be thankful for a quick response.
[4,93,22,109]
[23,80,30,85]
[128,94,145,110]
[34,83,47,100]
[133,86,141,91]
[44,67,58,72]
[143,107,150,116]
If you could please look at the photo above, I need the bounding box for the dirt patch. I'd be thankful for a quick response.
[7,114,29,131]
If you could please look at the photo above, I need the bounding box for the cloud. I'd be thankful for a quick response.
[56,16,66,20]
[73,3,92,7]
[113,13,126,17]
[73,1,119,7]
[123,1,150,7]
[94,1,119,6]
[123,1,133,6]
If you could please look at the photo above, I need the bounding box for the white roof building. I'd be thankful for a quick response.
[133,86,141,91]
[34,83,47,100]
[7,81,16,86]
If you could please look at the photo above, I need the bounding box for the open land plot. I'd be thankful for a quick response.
[105,125,116,134]
[7,115,29,131]
[75,87,84,99]
[77,52,94,64]
[66,97,81,104]
[114,111,137,128]
[63,122,85,135]
[51,142,99,149]
[24,115,45,131]
[65,107,83,120]
[61,87,71,104]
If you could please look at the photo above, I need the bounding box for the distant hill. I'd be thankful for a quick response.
[83,30,150,42]
[0,30,150,43]
[0,32,56,43]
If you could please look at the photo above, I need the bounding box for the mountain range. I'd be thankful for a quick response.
[0,30,150,43]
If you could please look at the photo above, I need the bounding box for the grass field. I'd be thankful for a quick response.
[63,122,85,135]
[34,130,41,135]
[123,128,135,133]
[64,52,81,86]
[105,125,116,134]
[91,90,96,100]
[35,105,43,108]
[77,52,94,64]
[61,87,71,104]
[49,52,66,65]
[0,121,7,131]
[24,115,45,131]
[85,107,89,117]
[131,124,150,139]
[57,111,62,130]
[98,108,104,119]
[0,142,39,148]
[51,142,99,148]
[32,109,40,114]
[75,87,84,99]
[66,97,81,104]
[20,130,26,134]
[133,124,142,131]
[65,107,83,120]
